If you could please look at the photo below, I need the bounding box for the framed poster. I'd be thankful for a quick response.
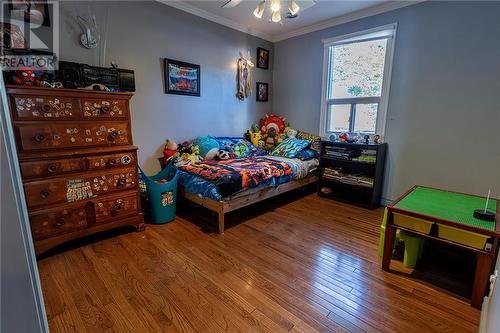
[164,58,200,96]
[256,82,268,102]
[257,47,269,69]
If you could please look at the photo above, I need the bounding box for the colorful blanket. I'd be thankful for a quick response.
[178,157,293,197]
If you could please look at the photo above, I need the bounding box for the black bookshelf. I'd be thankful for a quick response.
[318,141,387,209]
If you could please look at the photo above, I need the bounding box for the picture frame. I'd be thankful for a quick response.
[164,58,200,96]
[7,0,51,27]
[256,82,269,102]
[257,47,269,69]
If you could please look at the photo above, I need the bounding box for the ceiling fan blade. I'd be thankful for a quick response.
[221,0,243,8]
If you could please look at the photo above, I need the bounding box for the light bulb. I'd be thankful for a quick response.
[253,1,265,18]
[270,0,281,13]
[288,0,300,16]
[272,11,281,22]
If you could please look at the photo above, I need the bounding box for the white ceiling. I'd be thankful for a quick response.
[159,0,419,42]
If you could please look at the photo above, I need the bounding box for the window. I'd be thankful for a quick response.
[320,24,396,137]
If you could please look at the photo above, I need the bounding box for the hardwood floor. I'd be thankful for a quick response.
[38,191,480,333]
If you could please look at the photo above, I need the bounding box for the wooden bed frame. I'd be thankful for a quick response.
[179,174,318,234]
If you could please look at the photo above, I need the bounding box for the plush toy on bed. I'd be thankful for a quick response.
[163,139,178,161]
[284,125,297,139]
[259,114,287,150]
[175,142,202,165]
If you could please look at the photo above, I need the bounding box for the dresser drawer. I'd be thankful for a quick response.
[20,151,136,179]
[20,158,86,178]
[94,192,139,224]
[81,98,128,119]
[29,202,91,240]
[24,167,138,208]
[11,95,80,120]
[15,122,130,152]
[86,151,136,171]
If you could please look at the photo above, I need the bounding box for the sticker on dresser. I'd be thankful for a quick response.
[66,179,93,202]
[12,96,78,119]
[82,99,127,118]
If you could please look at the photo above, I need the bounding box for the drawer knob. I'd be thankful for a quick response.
[116,179,126,189]
[111,204,123,217]
[55,217,65,227]
[34,134,46,142]
[42,104,52,112]
[40,190,50,198]
[107,131,118,142]
[47,164,58,173]
[101,106,110,114]
[107,159,118,167]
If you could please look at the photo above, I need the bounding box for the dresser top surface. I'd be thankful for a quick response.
[6,85,134,98]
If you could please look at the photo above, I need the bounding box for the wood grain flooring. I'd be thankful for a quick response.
[37,190,480,333]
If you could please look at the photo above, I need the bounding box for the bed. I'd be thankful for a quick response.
[174,155,319,233]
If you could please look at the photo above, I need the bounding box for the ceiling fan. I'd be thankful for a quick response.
[222,0,316,23]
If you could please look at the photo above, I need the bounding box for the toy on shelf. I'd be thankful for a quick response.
[374,134,382,144]
[339,132,350,142]
[13,67,41,86]
[364,135,370,145]
[329,134,337,142]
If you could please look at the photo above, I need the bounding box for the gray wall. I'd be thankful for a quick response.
[273,1,500,202]
[59,1,274,173]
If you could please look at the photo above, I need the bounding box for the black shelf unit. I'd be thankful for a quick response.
[318,141,387,209]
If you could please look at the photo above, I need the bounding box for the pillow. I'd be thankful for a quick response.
[296,131,321,152]
[296,149,320,161]
[270,138,310,158]
[192,136,219,158]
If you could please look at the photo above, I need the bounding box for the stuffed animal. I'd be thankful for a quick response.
[215,149,231,161]
[250,131,261,147]
[284,126,297,139]
[260,114,287,137]
[204,147,220,160]
[163,139,178,160]
[176,142,202,164]
[13,67,41,86]
[264,127,279,150]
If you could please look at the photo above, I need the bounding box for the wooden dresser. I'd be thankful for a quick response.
[6,85,144,254]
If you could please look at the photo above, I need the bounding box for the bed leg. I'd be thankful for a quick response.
[218,212,225,234]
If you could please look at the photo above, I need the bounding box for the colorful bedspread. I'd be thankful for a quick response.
[178,157,293,198]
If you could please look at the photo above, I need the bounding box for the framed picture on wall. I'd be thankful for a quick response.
[256,82,268,102]
[7,0,51,27]
[257,47,269,69]
[164,58,200,96]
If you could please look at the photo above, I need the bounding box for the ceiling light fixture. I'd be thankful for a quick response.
[270,0,281,13]
[253,1,265,18]
[288,0,300,16]
[251,0,312,24]
[271,11,281,23]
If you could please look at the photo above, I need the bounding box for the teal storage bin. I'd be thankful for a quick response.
[138,162,178,224]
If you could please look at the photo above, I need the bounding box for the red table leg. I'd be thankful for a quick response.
[382,222,397,271]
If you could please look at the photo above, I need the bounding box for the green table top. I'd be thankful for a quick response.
[394,187,497,231]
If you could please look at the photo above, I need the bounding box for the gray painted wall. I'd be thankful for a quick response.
[274,1,500,202]
[59,1,274,173]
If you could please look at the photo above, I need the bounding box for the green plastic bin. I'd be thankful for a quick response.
[138,162,178,224]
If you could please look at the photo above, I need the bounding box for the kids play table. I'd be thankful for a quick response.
[382,186,500,309]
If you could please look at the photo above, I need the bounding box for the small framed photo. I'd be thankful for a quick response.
[256,82,269,102]
[257,47,269,69]
[164,58,200,96]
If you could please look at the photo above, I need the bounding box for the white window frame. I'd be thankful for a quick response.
[319,23,397,138]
